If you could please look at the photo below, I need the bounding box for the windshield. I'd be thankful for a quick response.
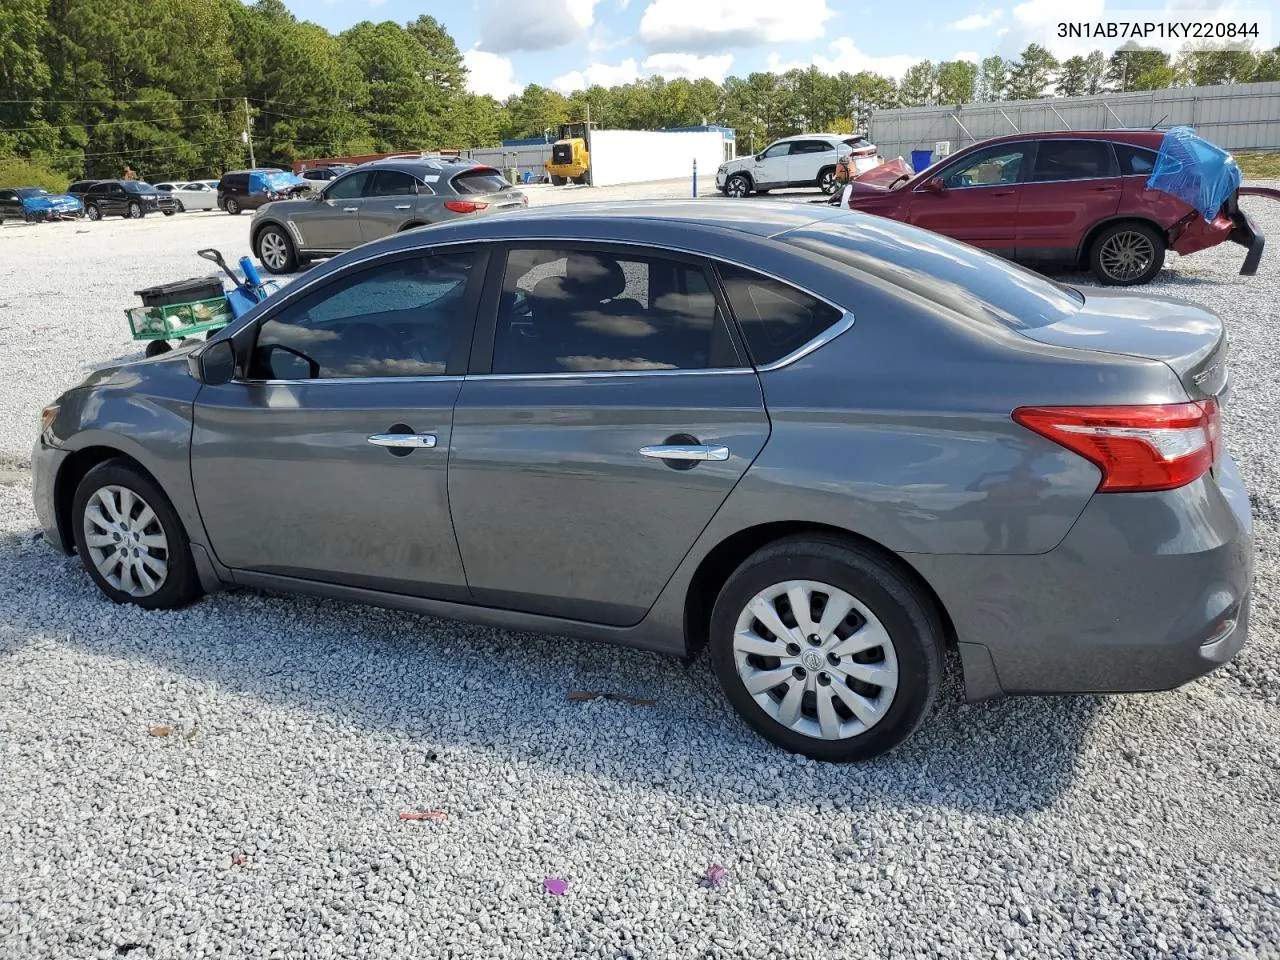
[17,188,50,198]
[784,215,1084,330]
[124,181,156,193]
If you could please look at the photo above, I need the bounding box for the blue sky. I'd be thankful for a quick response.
[278,0,1274,99]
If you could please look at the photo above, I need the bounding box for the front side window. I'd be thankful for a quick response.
[250,253,476,380]
[940,146,1026,188]
[717,264,843,366]
[324,172,368,201]
[761,142,792,160]
[491,247,736,375]
[1030,140,1115,181]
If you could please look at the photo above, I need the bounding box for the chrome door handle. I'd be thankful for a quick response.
[367,433,437,449]
[394,204,411,210]
[639,444,729,462]
[343,206,359,212]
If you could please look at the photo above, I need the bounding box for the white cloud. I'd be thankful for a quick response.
[765,53,808,73]
[638,0,834,52]
[642,53,735,82]
[954,50,981,63]
[477,0,600,53]
[552,59,642,93]
[949,9,1003,30]
[463,49,523,99]
[813,37,925,80]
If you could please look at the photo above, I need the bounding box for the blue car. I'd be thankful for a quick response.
[0,186,84,223]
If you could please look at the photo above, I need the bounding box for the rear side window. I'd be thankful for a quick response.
[791,140,834,155]
[1030,140,1116,181]
[369,171,418,196]
[452,169,510,195]
[717,264,843,366]
[1114,143,1159,176]
[784,217,1084,330]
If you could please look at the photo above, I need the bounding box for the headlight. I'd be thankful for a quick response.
[40,404,59,436]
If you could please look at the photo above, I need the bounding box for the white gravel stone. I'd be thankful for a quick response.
[0,180,1277,959]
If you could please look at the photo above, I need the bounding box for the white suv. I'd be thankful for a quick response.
[716,134,880,198]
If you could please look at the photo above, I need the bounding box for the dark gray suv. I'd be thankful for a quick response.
[31,201,1251,761]
[250,157,528,274]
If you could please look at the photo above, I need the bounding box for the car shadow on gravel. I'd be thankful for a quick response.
[7,532,1102,817]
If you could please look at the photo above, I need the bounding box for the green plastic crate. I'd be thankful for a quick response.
[125,295,234,341]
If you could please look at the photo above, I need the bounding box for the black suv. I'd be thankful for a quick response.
[67,179,101,200]
[216,168,303,214]
[82,180,175,220]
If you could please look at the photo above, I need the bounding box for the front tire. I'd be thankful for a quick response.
[708,535,944,762]
[175,200,186,213]
[255,224,298,274]
[71,460,202,610]
[550,175,567,186]
[225,197,241,215]
[1089,222,1165,286]
[725,174,751,198]
[819,167,838,194]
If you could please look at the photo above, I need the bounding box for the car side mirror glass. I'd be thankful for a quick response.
[926,177,945,195]
[197,339,236,385]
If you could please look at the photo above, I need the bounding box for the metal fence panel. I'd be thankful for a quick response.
[870,82,1280,165]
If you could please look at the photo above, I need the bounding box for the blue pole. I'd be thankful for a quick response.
[692,158,698,198]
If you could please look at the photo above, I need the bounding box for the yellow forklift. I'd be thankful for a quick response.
[545,121,594,185]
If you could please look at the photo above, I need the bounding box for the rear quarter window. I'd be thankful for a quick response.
[716,264,844,365]
[1114,143,1159,176]
[784,216,1083,330]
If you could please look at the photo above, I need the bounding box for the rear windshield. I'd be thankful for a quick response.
[784,216,1084,330]
[452,169,511,195]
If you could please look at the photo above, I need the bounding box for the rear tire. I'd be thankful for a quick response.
[550,175,567,186]
[254,224,298,275]
[708,535,944,762]
[572,174,588,185]
[71,460,201,610]
[1089,222,1165,286]
[144,340,172,358]
[225,197,241,215]
[175,200,185,213]
[86,204,101,221]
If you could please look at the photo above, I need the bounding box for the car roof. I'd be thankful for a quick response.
[955,130,1166,149]
[360,156,487,175]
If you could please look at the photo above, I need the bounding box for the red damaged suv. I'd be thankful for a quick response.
[835,130,1272,286]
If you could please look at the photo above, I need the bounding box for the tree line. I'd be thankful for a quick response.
[3,0,1278,187]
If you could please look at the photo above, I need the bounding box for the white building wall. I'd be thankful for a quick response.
[588,130,726,187]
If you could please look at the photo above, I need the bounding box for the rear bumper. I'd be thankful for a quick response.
[909,455,1253,699]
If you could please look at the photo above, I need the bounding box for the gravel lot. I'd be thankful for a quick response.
[1,179,1278,959]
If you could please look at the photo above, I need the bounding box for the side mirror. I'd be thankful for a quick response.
[195,339,236,386]
[926,177,945,195]
[755,153,765,161]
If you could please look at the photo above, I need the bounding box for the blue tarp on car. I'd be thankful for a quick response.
[249,171,307,194]
[1146,126,1241,222]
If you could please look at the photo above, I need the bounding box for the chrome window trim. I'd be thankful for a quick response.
[917,136,1135,192]
[233,374,465,386]
[465,368,755,382]
[233,234,854,379]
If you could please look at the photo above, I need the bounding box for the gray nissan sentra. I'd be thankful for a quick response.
[32,200,1252,761]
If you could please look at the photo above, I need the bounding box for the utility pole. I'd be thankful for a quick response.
[243,97,255,168]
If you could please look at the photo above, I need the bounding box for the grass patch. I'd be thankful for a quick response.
[1234,152,1280,180]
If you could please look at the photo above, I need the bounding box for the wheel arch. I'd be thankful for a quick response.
[682,520,958,656]
[1077,215,1168,267]
[398,220,427,232]
[727,170,754,188]
[53,446,162,554]
[250,217,291,252]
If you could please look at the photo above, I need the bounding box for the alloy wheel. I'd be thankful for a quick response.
[128,202,142,219]
[821,171,838,194]
[86,205,100,221]
[1098,230,1155,282]
[259,230,289,271]
[726,176,749,198]
[732,579,899,740]
[81,484,170,598]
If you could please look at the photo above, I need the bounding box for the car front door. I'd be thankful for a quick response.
[787,140,834,186]
[447,243,771,626]
[751,142,793,188]
[305,171,370,250]
[907,143,1028,253]
[359,170,420,242]
[190,249,484,599]
[1016,139,1123,262]
[0,191,18,219]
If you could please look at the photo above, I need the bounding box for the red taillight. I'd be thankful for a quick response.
[444,200,488,213]
[1012,400,1220,493]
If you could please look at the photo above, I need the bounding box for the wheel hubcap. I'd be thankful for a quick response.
[1099,231,1155,281]
[732,579,899,741]
[82,485,169,598]
[260,232,287,268]
[728,178,746,197]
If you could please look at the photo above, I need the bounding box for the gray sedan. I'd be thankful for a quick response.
[250,157,527,275]
[31,201,1251,761]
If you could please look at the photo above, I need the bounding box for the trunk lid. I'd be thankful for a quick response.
[1016,288,1228,402]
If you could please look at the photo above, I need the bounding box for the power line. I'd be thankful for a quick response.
[43,137,241,161]
[0,96,239,105]
[0,113,238,134]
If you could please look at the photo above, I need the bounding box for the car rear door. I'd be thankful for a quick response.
[0,191,18,219]
[306,171,369,250]
[190,248,484,598]
[358,170,420,242]
[1016,139,1123,262]
[787,140,835,185]
[907,143,1028,254]
[446,243,770,626]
